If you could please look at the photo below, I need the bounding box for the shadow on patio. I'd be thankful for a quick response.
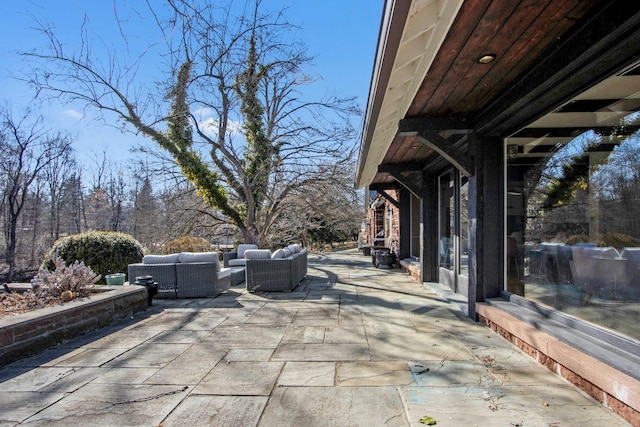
[0,249,630,426]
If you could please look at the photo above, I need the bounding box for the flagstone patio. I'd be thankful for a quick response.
[0,249,631,426]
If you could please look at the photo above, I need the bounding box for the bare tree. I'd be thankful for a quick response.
[59,171,85,235]
[106,168,128,231]
[21,0,360,246]
[22,177,45,266]
[131,174,157,249]
[82,151,131,232]
[268,160,362,248]
[42,143,76,241]
[0,109,73,279]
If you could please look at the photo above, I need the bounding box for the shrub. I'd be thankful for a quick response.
[161,236,213,254]
[32,253,100,300]
[1,254,101,314]
[565,234,589,246]
[42,231,144,283]
[565,232,640,249]
[600,232,640,250]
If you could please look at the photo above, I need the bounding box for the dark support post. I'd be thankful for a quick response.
[467,134,504,320]
[399,188,411,259]
[468,171,479,319]
[421,172,438,282]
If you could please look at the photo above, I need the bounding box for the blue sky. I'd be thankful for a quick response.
[0,0,382,165]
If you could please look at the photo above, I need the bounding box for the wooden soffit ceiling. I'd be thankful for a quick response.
[356,0,605,188]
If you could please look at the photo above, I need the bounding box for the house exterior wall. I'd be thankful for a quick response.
[358,3,640,423]
[390,197,400,253]
[365,190,401,253]
[364,200,380,247]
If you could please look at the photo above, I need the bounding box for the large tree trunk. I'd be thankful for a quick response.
[241,226,258,245]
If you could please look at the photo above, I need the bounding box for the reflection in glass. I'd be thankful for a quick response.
[438,170,469,295]
[460,176,469,278]
[507,111,640,341]
[439,171,454,270]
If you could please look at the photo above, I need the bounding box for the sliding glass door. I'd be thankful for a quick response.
[438,169,469,296]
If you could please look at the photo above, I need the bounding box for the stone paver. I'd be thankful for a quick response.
[193,361,284,395]
[277,361,335,386]
[161,395,268,427]
[402,385,631,426]
[0,391,66,425]
[262,386,407,426]
[336,361,412,386]
[0,249,632,426]
[19,383,188,427]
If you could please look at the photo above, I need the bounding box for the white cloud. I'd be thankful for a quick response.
[62,109,85,121]
[193,110,244,139]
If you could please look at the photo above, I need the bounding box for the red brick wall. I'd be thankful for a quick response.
[390,191,400,253]
[365,190,401,252]
[365,203,375,245]
[477,304,640,426]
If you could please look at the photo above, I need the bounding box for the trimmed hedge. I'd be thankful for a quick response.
[43,231,144,284]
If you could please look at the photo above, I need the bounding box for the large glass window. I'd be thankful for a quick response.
[506,65,640,341]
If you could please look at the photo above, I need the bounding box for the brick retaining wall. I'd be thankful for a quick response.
[0,285,148,365]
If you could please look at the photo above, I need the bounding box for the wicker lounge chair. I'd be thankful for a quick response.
[175,262,230,297]
[222,243,258,268]
[223,244,258,267]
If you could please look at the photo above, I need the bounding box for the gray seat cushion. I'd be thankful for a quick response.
[143,254,181,264]
[228,258,247,267]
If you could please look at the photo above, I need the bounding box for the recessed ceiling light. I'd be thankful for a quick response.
[477,54,496,64]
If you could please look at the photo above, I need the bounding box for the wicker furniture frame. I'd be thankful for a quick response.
[128,262,230,299]
[245,250,307,292]
[127,263,178,299]
[230,268,246,286]
[176,263,230,298]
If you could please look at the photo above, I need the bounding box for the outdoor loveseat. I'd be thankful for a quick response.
[244,245,307,292]
[128,252,230,298]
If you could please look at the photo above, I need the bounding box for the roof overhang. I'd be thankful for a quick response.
[356,0,465,188]
[356,0,640,190]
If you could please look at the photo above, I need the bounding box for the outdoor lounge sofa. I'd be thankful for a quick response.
[245,245,307,292]
[128,252,231,298]
[569,245,637,300]
[223,244,258,267]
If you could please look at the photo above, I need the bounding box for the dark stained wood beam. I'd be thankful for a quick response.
[399,116,473,134]
[377,162,424,174]
[378,190,399,208]
[414,132,473,176]
[475,0,640,136]
[373,163,423,196]
[369,183,400,192]
[512,125,640,138]
[387,171,422,198]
